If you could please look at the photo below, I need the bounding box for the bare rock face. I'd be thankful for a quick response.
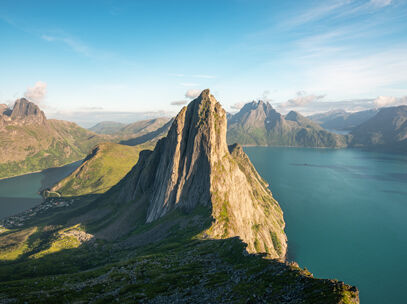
[0,104,8,114]
[9,98,46,125]
[0,98,46,128]
[112,89,287,258]
[146,89,229,222]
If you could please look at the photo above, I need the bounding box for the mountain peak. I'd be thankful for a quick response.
[285,110,302,121]
[97,90,287,257]
[145,88,229,222]
[9,98,46,124]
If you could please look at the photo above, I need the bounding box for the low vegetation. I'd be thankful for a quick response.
[45,142,154,196]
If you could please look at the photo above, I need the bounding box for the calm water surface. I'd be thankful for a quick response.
[0,161,82,219]
[245,147,407,304]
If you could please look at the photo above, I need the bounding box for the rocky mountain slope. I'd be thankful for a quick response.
[89,117,171,136]
[44,142,154,197]
[79,90,287,257]
[350,105,407,151]
[0,98,109,179]
[0,90,359,303]
[227,101,347,148]
[88,121,126,134]
[308,109,378,131]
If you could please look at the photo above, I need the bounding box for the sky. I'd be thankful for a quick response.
[1,0,407,125]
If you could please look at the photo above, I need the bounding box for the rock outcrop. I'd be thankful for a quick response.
[0,98,46,127]
[102,89,287,258]
[9,98,46,124]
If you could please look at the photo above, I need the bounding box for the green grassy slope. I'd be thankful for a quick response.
[0,120,109,179]
[45,142,154,197]
[0,204,358,303]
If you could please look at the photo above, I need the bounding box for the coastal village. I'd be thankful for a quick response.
[1,197,76,229]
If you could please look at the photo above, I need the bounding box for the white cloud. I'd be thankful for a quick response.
[192,74,216,79]
[370,0,392,8]
[261,90,273,102]
[230,102,245,110]
[185,89,202,99]
[180,82,199,87]
[281,91,325,108]
[374,96,407,108]
[283,1,349,28]
[24,81,47,105]
[300,46,407,98]
[170,100,188,106]
[41,34,91,57]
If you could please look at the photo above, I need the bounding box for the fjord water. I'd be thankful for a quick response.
[0,161,82,219]
[245,147,407,304]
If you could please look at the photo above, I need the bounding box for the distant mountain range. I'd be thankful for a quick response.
[227,101,347,148]
[1,97,405,181]
[89,117,171,135]
[308,109,378,131]
[0,99,175,179]
[350,105,407,151]
[0,98,108,179]
[89,118,173,146]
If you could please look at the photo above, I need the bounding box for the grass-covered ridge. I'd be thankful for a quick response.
[0,203,359,303]
[45,142,155,197]
[0,119,109,179]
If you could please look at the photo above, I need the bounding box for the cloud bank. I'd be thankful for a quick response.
[24,81,47,105]
[374,96,407,108]
[170,100,188,106]
[230,102,245,110]
[281,91,325,108]
[185,89,202,99]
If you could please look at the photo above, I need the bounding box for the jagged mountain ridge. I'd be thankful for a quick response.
[227,100,348,148]
[78,90,287,257]
[308,109,379,131]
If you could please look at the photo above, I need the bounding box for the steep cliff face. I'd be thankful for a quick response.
[8,98,46,125]
[99,90,286,258]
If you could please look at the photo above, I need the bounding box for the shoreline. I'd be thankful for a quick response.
[0,159,83,182]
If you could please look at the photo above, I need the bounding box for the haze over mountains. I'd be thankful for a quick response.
[350,105,407,152]
[2,96,405,181]
[0,90,359,302]
[308,109,379,131]
[89,117,171,135]
[0,99,175,180]
[227,100,348,148]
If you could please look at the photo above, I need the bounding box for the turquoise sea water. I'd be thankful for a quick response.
[0,161,82,219]
[245,147,407,304]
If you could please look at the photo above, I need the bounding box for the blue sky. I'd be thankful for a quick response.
[1,0,407,122]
